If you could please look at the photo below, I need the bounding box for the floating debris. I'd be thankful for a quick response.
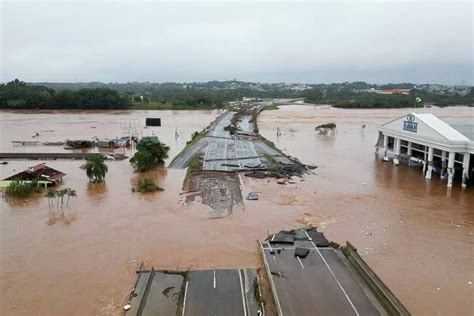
[246,192,259,200]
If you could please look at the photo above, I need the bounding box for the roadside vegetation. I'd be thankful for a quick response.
[4,180,41,198]
[85,155,109,182]
[132,178,164,193]
[130,137,170,172]
[186,154,203,178]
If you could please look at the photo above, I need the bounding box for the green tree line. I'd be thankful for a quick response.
[0,79,129,109]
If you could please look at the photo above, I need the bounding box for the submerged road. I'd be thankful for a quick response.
[169,107,292,170]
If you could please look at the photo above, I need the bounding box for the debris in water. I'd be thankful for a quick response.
[246,192,259,201]
[123,304,131,310]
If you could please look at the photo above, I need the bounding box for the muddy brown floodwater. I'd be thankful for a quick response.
[0,106,473,315]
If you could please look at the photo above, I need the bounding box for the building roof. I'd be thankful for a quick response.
[3,163,66,182]
[448,122,474,141]
[414,113,470,142]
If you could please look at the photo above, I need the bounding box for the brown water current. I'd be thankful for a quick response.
[0,106,473,315]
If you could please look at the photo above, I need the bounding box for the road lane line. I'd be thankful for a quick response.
[304,230,359,316]
[213,270,216,288]
[203,138,212,169]
[235,139,243,169]
[249,140,261,166]
[181,280,189,316]
[266,242,276,262]
[239,270,248,316]
[296,256,305,269]
[224,138,228,171]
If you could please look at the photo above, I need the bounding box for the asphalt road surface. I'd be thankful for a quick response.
[183,269,249,316]
[126,269,261,316]
[262,241,383,316]
[170,109,291,170]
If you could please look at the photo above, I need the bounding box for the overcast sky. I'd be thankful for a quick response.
[1,1,472,84]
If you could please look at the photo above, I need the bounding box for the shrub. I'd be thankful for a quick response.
[5,180,40,198]
[133,178,164,193]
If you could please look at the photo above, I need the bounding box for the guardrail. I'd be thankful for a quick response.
[342,242,411,316]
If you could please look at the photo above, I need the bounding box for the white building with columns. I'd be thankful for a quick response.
[376,113,473,188]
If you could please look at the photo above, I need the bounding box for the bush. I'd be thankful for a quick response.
[130,137,170,172]
[5,180,41,198]
[133,178,164,193]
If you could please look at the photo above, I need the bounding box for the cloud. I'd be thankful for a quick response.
[1,1,472,84]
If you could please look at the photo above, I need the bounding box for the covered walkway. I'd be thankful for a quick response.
[376,113,473,188]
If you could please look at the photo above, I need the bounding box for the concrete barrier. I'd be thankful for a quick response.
[342,242,411,316]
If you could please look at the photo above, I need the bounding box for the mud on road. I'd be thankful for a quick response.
[172,105,312,218]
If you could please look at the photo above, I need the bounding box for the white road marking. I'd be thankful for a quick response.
[249,140,262,166]
[235,139,243,169]
[203,138,212,168]
[238,270,248,316]
[181,280,189,316]
[297,256,305,269]
[213,270,216,288]
[224,138,228,171]
[303,230,359,316]
[266,242,276,262]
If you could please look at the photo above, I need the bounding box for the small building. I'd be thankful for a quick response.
[3,163,66,186]
[376,113,473,188]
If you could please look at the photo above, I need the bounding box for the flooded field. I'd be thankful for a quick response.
[1,106,473,315]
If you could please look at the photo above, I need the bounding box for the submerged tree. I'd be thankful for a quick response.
[66,188,77,206]
[130,137,170,172]
[44,190,56,210]
[44,187,77,210]
[315,123,337,136]
[85,155,108,182]
[132,178,164,193]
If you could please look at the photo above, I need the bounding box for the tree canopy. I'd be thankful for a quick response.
[130,137,170,172]
[0,79,129,109]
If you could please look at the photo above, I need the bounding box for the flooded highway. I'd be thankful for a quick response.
[0,106,473,315]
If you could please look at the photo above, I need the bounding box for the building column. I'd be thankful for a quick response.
[425,147,434,179]
[447,152,455,188]
[383,134,389,161]
[407,142,412,166]
[393,138,401,165]
[441,151,447,178]
[462,153,470,188]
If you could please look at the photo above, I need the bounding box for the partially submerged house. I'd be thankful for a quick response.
[376,113,473,188]
[2,163,66,187]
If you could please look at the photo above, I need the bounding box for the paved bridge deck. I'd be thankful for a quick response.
[125,268,262,316]
[261,228,404,316]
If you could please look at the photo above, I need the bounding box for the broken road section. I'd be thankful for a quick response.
[170,104,315,217]
[261,227,410,316]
